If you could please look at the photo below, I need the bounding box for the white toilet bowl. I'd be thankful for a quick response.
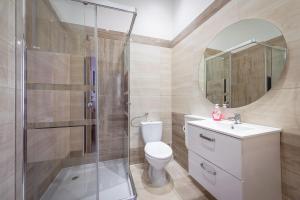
[144,141,173,186]
[141,121,173,187]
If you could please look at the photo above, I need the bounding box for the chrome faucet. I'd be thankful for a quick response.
[228,113,241,124]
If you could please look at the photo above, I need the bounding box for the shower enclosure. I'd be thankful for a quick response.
[22,0,137,199]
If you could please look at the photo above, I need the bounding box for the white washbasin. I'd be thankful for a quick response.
[188,119,281,139]
[213,120,252,131]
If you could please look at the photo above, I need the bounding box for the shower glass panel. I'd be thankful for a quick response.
[24,0,136,199]
[96,6,134,200]
[25,0,99,199]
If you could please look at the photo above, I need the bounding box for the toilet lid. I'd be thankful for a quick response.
[145,142,173,160]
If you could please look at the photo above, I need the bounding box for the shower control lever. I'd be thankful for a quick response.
[87,101,93,108]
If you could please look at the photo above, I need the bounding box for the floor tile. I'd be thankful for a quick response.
[130,160,213,200]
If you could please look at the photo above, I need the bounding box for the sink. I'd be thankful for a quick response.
[188,119,281,138]
[213,121,253,131]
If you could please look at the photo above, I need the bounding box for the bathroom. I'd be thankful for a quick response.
[0,0,299,199]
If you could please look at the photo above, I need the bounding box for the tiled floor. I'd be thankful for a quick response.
[130,160,214,200]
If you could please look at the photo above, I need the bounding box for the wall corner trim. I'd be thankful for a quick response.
[170,0,231,48]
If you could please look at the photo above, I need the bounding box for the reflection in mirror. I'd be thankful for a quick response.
[201,19,287,108]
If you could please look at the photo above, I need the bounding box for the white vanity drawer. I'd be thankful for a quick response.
[188,124,242,178]
[189,151,243,200]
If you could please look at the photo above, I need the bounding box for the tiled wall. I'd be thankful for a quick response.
[130,43,172,164]
[98,37,128,161]
[171,113,188,170]
[0,0,16,200]
[25,4,78,185]
[26,0,94,58]
[26,50,73,200]
[171,0,300,199]
[69,55,85,152]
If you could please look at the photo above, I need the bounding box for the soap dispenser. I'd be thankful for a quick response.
[212,104,222,121]
[222,103,228,120]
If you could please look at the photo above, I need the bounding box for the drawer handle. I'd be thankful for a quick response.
[199,134,215,142]
[200,163,217,176]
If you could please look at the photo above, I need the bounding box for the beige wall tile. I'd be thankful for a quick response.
[70,55,85,84]
[0,0,15,199]
[27,50,70,84]
[27,90,71,123]
[27,128,70,163]
[130,43,172,151]
[70,127,84,152]
[70,91,84,121]
[0,122,15,200]
[0,87,15,123]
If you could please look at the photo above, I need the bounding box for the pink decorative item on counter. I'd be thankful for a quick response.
[212,104,222,121]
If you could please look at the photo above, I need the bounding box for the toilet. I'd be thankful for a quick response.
[141,121,173,187]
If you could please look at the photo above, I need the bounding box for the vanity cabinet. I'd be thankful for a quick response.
[187,122,281,200]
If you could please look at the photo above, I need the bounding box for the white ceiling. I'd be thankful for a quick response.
[49,0,215,40]
[172,0,214,37]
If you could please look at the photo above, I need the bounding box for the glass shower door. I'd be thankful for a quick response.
[96,5,136,200]
[25,0,99,199]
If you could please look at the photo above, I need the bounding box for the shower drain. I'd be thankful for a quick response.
[72,176,79,181]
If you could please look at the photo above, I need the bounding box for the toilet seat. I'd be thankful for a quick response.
[145,141,173,160]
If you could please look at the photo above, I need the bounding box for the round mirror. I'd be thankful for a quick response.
[200,19,287,108]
